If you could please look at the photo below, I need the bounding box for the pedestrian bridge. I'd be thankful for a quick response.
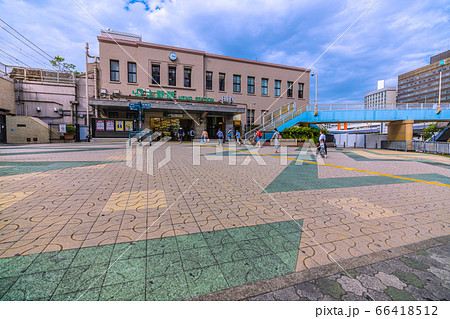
[244,102,450,140]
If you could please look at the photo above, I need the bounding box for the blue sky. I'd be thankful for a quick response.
[0,0,449,103]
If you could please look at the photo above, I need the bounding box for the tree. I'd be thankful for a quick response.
[49,55,76,73]
[423,123,442,140]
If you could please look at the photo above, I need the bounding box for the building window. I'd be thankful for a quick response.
[184,68,192,87]
[287,81,293,97]
[110,60,119,82]
[247,109,255,126]
[261,78,268,95]
[206,71,213,90]
[247,76,255,94]
[298,83,304,99]
[152,65,160,84]
[219,73,225,91]
[233,75,241,93]
[127,62,137,83]
[126,112,137,119]
[168,66,176,86]
[109,112,118,118]
[274,80,281,96]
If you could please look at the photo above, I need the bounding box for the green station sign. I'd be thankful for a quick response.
[132,88,214,102]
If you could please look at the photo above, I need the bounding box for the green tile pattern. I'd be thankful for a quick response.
[0,161,121,177]
[264,157,450,193]
[0,219,303,300]
[343,151,450,169]
[0,147,123,157]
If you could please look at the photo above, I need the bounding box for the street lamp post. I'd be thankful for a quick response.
[437,70,442,114]
[312,72,318,116]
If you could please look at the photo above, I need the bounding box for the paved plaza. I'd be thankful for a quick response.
[0,141,449,300]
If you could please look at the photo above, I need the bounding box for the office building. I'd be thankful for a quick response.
[397,50,450,104]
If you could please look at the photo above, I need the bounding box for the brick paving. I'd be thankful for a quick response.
[0,141,449,300]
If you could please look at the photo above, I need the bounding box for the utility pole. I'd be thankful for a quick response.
[85,42,90,141]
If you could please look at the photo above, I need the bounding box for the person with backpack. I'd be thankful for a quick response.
[319,130,327,158]
[189,129,195,141]
[217,129,224,145]
[177,126,184,144]
[235,130,242,145]
[227,128,232,142]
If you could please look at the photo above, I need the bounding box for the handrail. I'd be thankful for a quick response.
[244,102,301,140]
[244,102,450,140]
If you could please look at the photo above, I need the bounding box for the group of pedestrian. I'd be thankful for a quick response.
[215,128,242,145]
[176,127,196,144]
[177,125,327,158]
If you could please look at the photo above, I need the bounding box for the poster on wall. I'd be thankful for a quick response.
[96,120,105,131]
[115,121,124,131]
[106,120,115,131]
[59,124,66,133]
[125,121,133,131]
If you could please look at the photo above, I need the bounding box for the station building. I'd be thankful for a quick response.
[90,30,310,138]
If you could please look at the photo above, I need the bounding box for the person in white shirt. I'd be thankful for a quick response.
[319,130,327,158]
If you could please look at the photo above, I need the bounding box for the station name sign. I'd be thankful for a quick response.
[132,88,214,103]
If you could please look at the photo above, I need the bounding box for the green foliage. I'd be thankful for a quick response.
[281,126,325,143]
[66,125,76,134]
[423,123,442,140]
[50,56,76,73]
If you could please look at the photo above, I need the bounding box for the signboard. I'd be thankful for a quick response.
[96,120,105,131]
[439,60,445,66]
[59,124,66,133]
[132,88,214,102]
[106,120,115,131]
[115,121,124,131]
[125,121,133,131]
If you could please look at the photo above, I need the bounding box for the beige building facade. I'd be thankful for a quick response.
[92,30,310,138]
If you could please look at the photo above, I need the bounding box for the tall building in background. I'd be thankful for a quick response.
[364,80,397,109]
[397,50,450,104]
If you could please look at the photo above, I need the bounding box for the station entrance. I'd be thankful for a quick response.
[150,118,194,141]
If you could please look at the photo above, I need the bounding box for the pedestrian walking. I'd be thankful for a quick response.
[189,128,195,141]
[201,130,208,144]
[236,130,242,145]
[319,130,327,158]
[217,129,224,145]
[227,128,232,142]
[177,126,184,144]
[255,130,262,147]
[270,128,281,153]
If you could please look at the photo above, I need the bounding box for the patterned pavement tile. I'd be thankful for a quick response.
[1,142,449,300]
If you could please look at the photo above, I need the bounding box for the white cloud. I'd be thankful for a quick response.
[0,0,448,103]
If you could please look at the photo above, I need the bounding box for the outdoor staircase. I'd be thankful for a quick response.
[244,102,308,141]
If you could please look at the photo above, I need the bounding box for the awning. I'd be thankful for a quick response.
[89,99,245,114]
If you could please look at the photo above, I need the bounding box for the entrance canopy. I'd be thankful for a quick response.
[89,99,245,115]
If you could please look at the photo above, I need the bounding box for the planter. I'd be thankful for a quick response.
[64,134,75,140]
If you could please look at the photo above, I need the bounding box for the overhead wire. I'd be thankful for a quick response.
[0,18,53,59]
[0,49,31,67]
[0,35,50,68]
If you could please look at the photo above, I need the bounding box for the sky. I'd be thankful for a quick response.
[0,0,449,103]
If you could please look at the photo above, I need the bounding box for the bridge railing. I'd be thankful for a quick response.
[307,103,450,111]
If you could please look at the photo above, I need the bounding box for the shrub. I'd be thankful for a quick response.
[66,125,76,134]
[281,126,326,143]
